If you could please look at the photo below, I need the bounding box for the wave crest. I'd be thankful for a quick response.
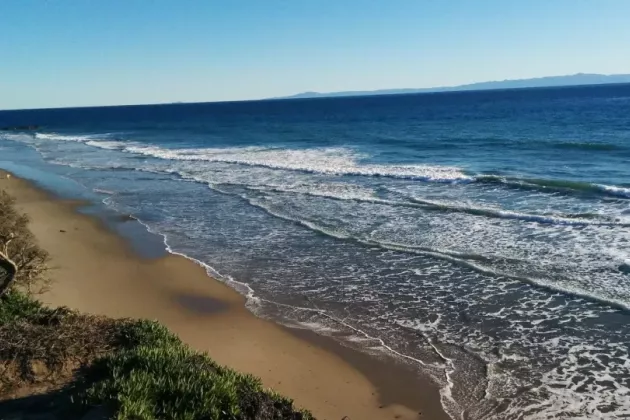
[477,175,630,199]
[24,132,630,200]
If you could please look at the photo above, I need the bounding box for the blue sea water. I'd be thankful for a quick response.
[2,84,630,419]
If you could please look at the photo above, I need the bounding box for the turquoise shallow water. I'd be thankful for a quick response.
[2,84,630,419]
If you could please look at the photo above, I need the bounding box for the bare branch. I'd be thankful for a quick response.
[0,190,50,297]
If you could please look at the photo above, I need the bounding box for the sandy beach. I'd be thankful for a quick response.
[0,170,448,420]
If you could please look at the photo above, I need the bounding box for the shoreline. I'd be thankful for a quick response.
[0,169,449,420]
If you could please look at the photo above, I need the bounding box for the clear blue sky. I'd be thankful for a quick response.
[1,0,629,109]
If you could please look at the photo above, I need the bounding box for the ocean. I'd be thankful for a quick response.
[2,84,630,419]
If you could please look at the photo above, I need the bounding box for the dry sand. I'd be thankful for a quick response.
[0,170,449,420]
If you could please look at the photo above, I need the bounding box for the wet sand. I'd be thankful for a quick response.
[0,170,449,420]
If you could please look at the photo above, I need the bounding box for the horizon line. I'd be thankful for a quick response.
[2,75,630,113]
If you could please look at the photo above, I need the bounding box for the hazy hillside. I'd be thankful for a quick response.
[284,73,630,99]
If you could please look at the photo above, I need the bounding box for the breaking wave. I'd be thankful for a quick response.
[29,133,630,201]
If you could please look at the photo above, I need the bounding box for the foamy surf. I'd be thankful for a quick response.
[25,133,470,182]
[124,144,474,182]
[222,187,630,312]
[476,174,630,199]
[35,132,98,142]
[388,189,629,226]
[27,132,630,201]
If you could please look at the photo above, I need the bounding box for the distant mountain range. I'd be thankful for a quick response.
[283,73,630,99]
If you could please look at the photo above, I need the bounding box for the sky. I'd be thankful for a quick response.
[1,0,630,110]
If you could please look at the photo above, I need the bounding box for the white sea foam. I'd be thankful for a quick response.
[0,133,33,142]
[233,191,630,312]
[596,183,630,199]
[93,188,115,195]
[516,342,630,419]
[390,190,629,226]
[24,133,630,202]
[607,248,630,268]
[35,132,98,142]
[120,144,473,182]
[254,183,626,226]
[85,140,127,150]
[31,134,468,183]
[293,320,340,334]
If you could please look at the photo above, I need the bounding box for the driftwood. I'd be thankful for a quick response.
[0,241,17,297]
[0,190,49,296]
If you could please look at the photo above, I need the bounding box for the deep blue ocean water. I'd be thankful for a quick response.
[2,84,630,419]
